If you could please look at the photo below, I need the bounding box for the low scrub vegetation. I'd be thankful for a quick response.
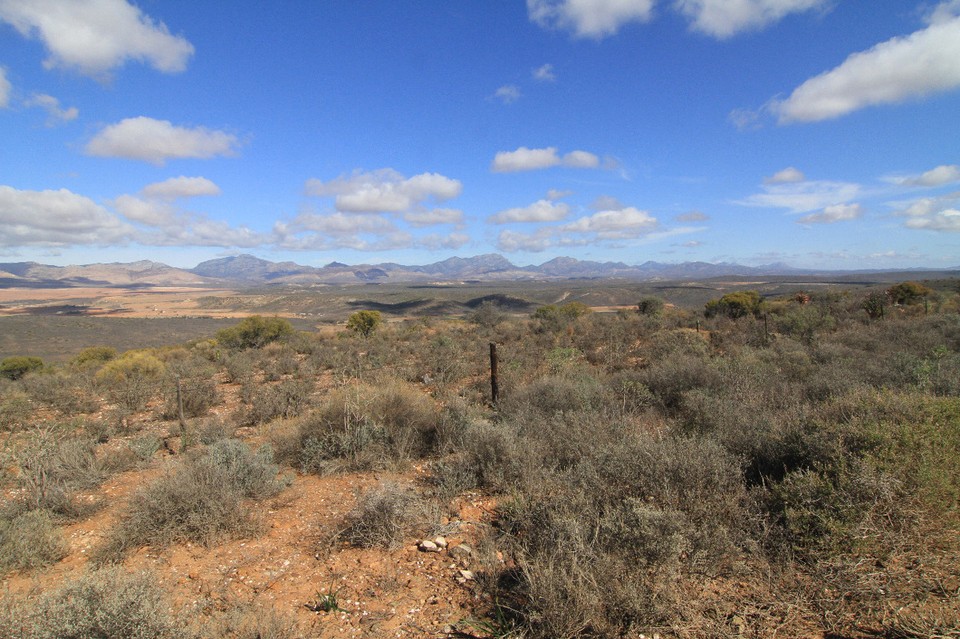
[0,283,958,637]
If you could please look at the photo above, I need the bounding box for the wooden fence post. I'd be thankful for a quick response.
[489,342,499,406]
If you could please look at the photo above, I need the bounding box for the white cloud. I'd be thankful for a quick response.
[0,67,10,108]
[493,85,521,104]
[798,203,864,224]
[0,0,194,77]
[563,150,600,168]
[142,176,221,199]
[286,212,396,236]
[86,117,240,165]
[774,7,960,123]
[492,147,560,172]
[528,0,655,39]
[892,191,960,232]
[561,206,658,238]
[497,228,554,252]
[676,210,709,221]
[404,208,464,227]
[419,232,470,250]
[904,208,960,232]
[491,146,600,172]
[112,194,175,227]
[0,185,131,246]
[764,166,806,184]
[305,169,462,213]
[675,0,828,39]
[889,164,960,187]
[25,93,78,125]
[739,180,861,213]
[490,200,571,224]
[275,213,415,252]
[547,189,574,200]
[533,63,556,81]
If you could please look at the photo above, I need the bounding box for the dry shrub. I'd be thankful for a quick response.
[339,481,432,549]
[296,382,437,474]
[94,439,283,562]
[0,567,184,639]
[0,509,68,574]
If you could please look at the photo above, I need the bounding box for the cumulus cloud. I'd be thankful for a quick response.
[287,212,396,236]
[0,67,10,108]
[764,166,806,184]
[0,185,131,246]
[561,206,658,238]
[25,93,78,125]
[739,180,861,213]
[798,203,864,224]
[533,63,556,81]
[112,194,176,227]
[773,6,960,123]
[305,169,462,213]
[527,0,655,38]
[404,208,464,227]
[892,191,960,232]
[489,200,571,224]
[491,146,600,172]
[889,164,960,187]
[0,0,194,77]
[675,0,828,39]
[494,201,667,253]
[274,212,417,252]
[563,150,601,168]
[86,117,241,165]
[497,228,554,252]
[419,232,470,251]
[142,176,221,199]
[493,85,521,104]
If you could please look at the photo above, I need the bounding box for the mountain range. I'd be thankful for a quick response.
[1,254,955,288]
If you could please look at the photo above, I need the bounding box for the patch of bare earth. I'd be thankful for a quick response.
[4,456,496,638]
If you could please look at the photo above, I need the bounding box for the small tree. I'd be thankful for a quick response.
[216,315,294,350]
[637,296,665,316]
[861,291,887,319]
[347,310,382,337]
[887,281,932,306]
[704,291,762,319]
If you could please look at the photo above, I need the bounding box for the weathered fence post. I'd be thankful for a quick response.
[489,342,499,406]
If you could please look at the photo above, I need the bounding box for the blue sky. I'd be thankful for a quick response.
[1,0,958,270]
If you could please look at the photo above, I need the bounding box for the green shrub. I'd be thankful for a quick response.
[704,290,762,319]
[888,281,932,306]
[96,351,166,411]
[345,310,382,337]
[216,315,295,350]
[0,356,44,380]
[637,296,665,316]
[70,345,117,370]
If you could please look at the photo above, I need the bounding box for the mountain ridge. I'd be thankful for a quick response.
[0,254,956,288]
